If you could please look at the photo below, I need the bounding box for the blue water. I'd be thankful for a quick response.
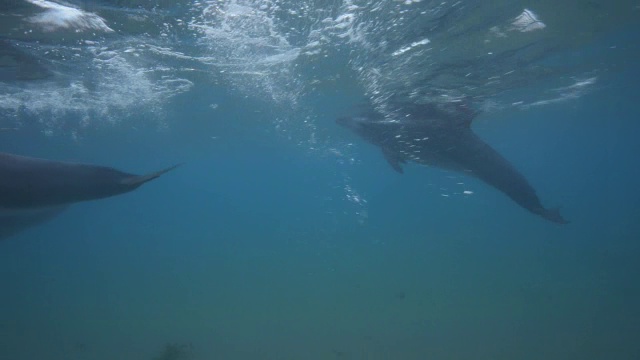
[1,1,640,359]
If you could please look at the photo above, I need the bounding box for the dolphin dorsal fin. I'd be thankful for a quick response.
[453,101,478,128]
[382,147,405,174]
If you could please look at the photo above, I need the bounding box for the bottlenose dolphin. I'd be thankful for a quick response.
[0,152,179,239]
[337,103,568,224]
[0,40,52,82]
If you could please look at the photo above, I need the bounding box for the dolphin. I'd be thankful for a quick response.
[0,40,52,82]
[0,152,179,239]
[337,103,568,224]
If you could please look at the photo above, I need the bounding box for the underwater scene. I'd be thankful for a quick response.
[1,0,639,359]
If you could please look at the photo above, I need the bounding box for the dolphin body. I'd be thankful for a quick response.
[0,152,179,239]
[0,40,52,82]
[337,103,568,224]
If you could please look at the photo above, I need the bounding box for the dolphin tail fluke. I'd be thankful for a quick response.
[121,164,182,187]
[539,207,569,225]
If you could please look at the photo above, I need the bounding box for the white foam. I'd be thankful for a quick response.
[0,45,193,135]
[392,38,431,57]
[511,9,546,32]
[189,0,302,106]
[25,0,114,32]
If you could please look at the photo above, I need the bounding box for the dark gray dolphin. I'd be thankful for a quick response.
[0,152,179,239]
[0,40,52,82]
[337,103,568,224]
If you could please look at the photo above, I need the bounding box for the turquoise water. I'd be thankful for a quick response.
[1,1,639,359]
